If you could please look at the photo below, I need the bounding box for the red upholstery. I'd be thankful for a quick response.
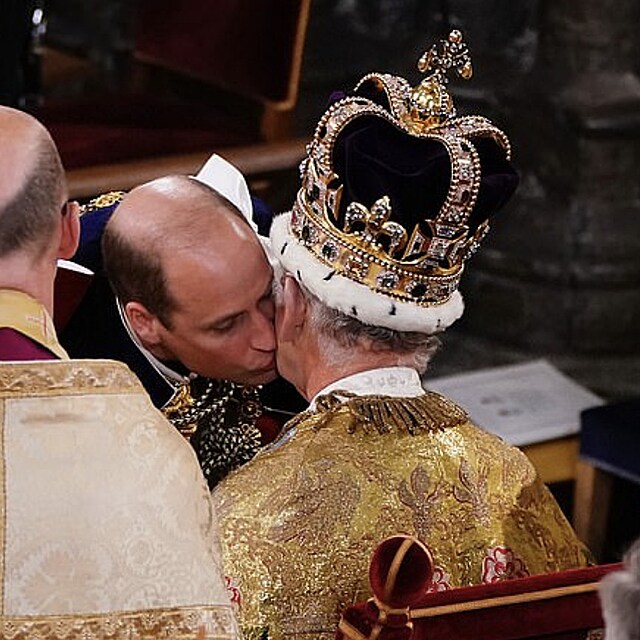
[135,0,304,105]
[337,535,622,640]
[40,95,256,169]
[37,0,310,171]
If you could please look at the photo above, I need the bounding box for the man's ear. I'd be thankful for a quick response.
[278,275,307,343]
[58,201,81,259]
[124,301,164,349]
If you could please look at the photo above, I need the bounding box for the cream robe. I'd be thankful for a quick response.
[0,359,238,640]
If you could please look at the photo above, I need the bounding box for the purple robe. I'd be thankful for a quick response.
[0,328,58,361]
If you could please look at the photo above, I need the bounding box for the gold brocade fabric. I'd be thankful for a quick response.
[0,360,239,640]
[213,391,591,640]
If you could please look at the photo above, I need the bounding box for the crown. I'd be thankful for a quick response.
[271,31,518,333]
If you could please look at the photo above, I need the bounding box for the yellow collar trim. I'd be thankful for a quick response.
[0,289,68,359]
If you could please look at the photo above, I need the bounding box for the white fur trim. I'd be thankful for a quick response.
[270,212,464,333]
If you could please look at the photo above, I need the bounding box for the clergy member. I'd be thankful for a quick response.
[0,105,238,639]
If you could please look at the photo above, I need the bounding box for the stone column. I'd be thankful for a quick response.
[460,0,640,398]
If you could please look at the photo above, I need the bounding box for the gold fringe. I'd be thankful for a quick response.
[315,391,468,436]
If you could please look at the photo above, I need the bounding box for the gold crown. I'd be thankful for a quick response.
[289,30,512,307]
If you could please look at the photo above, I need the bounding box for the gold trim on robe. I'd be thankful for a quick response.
[0,289,68,359]
[0,605,237,640]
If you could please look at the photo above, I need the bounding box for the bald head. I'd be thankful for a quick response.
[110,175,256,253]
[0,106,66,258]
[103,175,266,327]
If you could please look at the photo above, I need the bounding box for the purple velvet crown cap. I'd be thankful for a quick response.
[329,80,519,242]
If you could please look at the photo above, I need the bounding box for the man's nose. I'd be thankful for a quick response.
[251,310,276,352]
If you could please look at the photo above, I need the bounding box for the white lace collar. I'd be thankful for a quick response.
[308,366,424,410]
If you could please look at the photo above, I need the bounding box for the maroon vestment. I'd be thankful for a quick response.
[0,327,58,361]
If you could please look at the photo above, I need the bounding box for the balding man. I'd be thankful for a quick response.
[0,106,239,639]
[61,164,305,488]
[105,176,276,386]
[0,105,80,359]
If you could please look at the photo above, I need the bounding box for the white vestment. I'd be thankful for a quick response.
[0,359,238,639]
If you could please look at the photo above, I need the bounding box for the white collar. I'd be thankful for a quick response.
[116,297,193,386]
[308,366,424,410]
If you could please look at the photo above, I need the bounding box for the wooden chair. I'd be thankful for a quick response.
[134,0,310,143]
[574,400,640,561]
[337,534,621,640]
[37,0,312,198]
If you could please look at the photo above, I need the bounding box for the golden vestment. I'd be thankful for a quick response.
[213,369,590,640]
[0,359,238,640]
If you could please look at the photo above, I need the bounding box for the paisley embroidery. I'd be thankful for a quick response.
[482,547,530,583]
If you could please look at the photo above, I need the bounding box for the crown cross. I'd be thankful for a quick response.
[417,30,472,82]
[344,196,408,257]
[404,30,473,132]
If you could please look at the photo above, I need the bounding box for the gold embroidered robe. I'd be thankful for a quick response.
[0,359,238,640]
[213,391,590,640]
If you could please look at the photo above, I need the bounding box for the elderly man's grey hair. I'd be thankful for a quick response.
[275,273,440,374]
[599,538,640,640]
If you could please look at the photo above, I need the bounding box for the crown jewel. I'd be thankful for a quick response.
[404,29,473,132]
[287,31,514,313]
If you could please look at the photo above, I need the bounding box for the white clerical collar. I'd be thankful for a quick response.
[116,297,193,386]
[308,366,424,411]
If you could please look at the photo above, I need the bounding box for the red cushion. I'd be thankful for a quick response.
[337,533,622,640]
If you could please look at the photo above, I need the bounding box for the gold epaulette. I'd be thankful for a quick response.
[307,391,469,436]
[79,191,126,217]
